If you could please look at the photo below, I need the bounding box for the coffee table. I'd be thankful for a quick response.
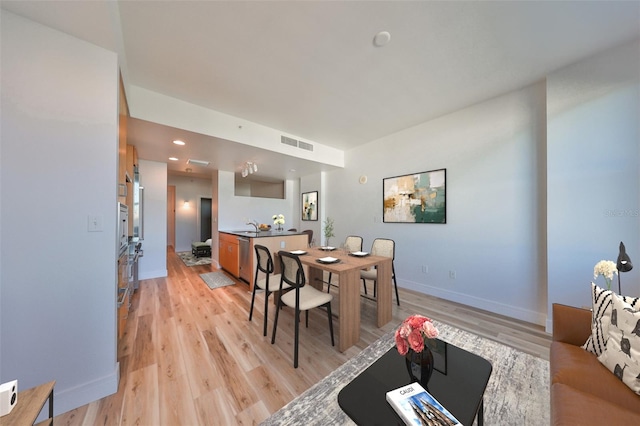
[338,340,492,425]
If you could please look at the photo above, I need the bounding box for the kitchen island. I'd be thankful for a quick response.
[219,230,308,289]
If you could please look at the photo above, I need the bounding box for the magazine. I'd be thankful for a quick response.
[385,382,462,426]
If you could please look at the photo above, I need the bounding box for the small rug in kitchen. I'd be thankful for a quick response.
[178,251,211,267]
[200,271,235,290]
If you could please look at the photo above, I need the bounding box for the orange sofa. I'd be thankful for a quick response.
[551,303,640,424]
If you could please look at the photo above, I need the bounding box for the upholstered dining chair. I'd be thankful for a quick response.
[271,251,334,368]
[302,229,314,245]
[360,238,400,306]
[249,245,288,336]
[326,235,363,292]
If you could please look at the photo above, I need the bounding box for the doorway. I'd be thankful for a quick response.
[200,197,212,241]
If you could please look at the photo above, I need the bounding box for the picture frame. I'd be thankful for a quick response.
[383,168,446,223]
[302,191,318,221]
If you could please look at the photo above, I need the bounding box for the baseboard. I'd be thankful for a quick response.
[400,279,547,326]
[139,269,168,280]
[43,364,119,420]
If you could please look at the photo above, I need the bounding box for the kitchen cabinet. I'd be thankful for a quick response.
[219,231,308,290]
[118,76,128,204]
[125,144,137,235]
[219,232,239,277]
[117,248,129,340]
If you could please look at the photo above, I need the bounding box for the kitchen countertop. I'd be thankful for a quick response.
[220,229,304,238]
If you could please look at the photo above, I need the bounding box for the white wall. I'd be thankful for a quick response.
[138,160,168,280]
[327,82,548,324]
[1,11,119,415]
[167,175,213,252]
[547,40,640,323]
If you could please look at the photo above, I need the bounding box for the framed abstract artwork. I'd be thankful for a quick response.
[383,169,446,223]
[302,191,318,221]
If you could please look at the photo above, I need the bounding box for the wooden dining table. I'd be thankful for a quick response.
[294,247,393,352]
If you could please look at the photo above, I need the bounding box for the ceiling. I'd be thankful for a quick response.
[3,1,639,180]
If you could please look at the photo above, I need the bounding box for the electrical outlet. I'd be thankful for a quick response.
[280,241,285,249]
[421,265,428,274]
[449,270,456,279]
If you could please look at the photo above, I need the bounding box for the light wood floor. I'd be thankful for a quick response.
[55,247,551,425]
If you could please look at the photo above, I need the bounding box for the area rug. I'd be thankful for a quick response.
[177,251,211,267]
[200,271,235,290]
[260,320,549,425]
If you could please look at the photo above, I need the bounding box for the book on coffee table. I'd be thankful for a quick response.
[386,382,461,426]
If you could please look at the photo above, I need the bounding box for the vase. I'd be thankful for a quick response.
[405,346,434,388]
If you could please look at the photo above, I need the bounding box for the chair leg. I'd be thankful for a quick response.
[271,296,282,344]
[326,302,335,346]
[249,286,257,321]
[294,306,300,368]
[362,278,368,295]
[393,275,400,306]
[327,272,333,293]
[305,310,309,328]
[262,290,270,336]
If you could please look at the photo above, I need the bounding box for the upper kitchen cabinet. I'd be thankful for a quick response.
[125,144,137,234]
[118,75,128,202]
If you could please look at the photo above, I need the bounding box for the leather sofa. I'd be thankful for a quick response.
[551,303,640,424]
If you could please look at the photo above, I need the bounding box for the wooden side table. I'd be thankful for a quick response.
[2,380,55,426]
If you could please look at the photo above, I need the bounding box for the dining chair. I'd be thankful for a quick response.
[360,238,400,306]
[326,235,363,292]
[302,229,313,245]
[271,251,334,368]
[249,244,288,336]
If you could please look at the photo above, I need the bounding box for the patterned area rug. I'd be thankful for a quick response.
[200,271,235,290]
[177,251,211,267]
[261,320,549,425]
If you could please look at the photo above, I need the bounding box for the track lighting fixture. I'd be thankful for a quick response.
[241,161,258,178]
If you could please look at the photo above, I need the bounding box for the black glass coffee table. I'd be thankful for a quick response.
[338,340,492,425]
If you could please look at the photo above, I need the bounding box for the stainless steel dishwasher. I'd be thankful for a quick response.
[238,237,251,283]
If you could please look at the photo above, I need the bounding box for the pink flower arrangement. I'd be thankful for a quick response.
[394,314,439,356]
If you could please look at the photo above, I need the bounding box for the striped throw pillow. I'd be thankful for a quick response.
[582,282,640,356]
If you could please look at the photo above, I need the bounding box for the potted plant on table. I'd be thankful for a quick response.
[272,214,285,231]
[323,217,335,247]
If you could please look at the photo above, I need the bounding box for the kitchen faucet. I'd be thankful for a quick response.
[246,220,259,233]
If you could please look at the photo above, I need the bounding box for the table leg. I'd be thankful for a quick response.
[477,398,484,426]
[375,258,392,327]
[338,268,360,352]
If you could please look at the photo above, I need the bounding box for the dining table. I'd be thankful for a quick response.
[293,246,393,352]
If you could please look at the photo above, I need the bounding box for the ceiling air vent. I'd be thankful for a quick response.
[281,135,298,147]
[186,159,210,166]
[298,141,314,152]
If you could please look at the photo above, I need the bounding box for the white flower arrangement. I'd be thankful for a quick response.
[593,260,618,290]
[272,214,285,226]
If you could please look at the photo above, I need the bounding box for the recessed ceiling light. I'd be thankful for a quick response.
[169,157,179,161]
[173,140,185,145]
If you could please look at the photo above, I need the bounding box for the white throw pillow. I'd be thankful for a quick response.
[597,294,640,395]
[582,283,640,356]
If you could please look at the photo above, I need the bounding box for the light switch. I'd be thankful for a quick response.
[88,215,103,232]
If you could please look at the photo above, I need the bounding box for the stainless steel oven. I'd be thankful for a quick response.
[118,202,129,251]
